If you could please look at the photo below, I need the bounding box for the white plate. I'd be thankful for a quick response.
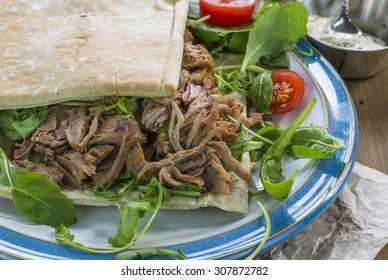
[0,40,358,260]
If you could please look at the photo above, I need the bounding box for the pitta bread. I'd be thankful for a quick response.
[0,0,189,109]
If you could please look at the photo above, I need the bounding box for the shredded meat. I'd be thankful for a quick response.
[238,108,263,127]
[31,109,68,148]
[207,141,250,181]
[48,160,80,187]
[216,121,240,145]
[201,70,218,89]
[69,116,99,152]
[168,100,185,152]
[182,43,214,69]
[65,116,91,150]
[94,119,144,185]
[10,106,149,188]
[33,143,55,161]
[136,143,241,194]
[83,145,114,166]
[154,133,173,160]
[134,31,253,192]
[181,83,208,105]
[141,99,170,131]
[200,154,232,195]
[136,158,173,181]
[125,118,148,175]
[64,151,96,177]
[13,159,64,185]
[13,139,34,159]
[56,155,87,184]
[178,69,190,91]
[170,145,213,176]
[88,132,126,146]
[184,28,195,44]
[159,166,205,188]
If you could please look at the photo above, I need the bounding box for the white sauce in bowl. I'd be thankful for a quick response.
[307,15,386,50]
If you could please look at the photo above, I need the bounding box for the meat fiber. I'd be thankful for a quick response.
[182,43,214,69]
[141,99,170,132]
[13,159,64,185]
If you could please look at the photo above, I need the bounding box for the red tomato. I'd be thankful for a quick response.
[270,70,306,114]
[199,0,256,27]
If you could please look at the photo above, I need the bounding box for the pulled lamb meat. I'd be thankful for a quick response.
[138,145,232,195]
[184,28,195,44]
[84,145,115,166]
[125,119,148,176]
[9,30,260,197]
[11,106,147,188]
[13,159,64,185]
[154,133,174,161]
[93,119,138,185]
[13,138,34,159]
[30,108,68,150]
[140,29,219,134]
[181,83,208,105]
[141,98,170,132]
[182,43,214,69]
[136,29,262,195]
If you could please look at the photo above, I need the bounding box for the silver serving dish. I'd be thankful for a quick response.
[302,0,388,78]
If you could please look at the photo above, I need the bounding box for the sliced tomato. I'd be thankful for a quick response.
[270,69,305,115]
[199,0,255,27]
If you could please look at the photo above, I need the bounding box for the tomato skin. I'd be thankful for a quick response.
[270,70,305,115]
[199,0,256,27]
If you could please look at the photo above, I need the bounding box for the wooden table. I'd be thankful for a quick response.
[344,67,388,260]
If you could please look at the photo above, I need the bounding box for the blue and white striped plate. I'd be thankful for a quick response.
[0,40,358,260]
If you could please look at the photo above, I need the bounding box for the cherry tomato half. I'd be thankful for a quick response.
[270,70,306,115]
[199,0,256,28]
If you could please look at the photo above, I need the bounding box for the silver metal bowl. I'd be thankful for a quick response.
[302,0,388,78]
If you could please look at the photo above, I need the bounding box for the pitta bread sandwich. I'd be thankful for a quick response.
[0,0,259,213]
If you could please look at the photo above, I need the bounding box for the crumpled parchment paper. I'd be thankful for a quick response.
[257,162,388,260]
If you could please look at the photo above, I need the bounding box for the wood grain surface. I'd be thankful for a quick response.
[344,67,388,260]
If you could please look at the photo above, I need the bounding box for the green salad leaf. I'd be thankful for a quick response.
[188,21,251,56]
[0,148,77,227]
[11,171,77,227]
[258,51,290,70]
[249,71,273,114]
[56,177,171,256]
[108,202,146,247]
[260,98,317,198]
[187,0,252,58]
[229,129,264,160]
[0,107,50,140]
[289,126,346,159]
[56,224,134,255]
[92,169,138,201]
[245,201,271,260]
[104,97,142,121]
[241,1,308,71]
[108,178,170,247]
